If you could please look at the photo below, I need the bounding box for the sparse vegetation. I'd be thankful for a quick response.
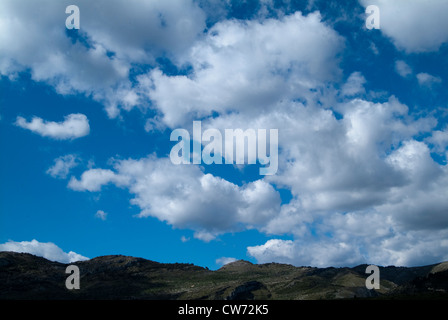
[1,251,447,300]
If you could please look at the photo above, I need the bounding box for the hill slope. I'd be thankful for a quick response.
[1,251,447,300]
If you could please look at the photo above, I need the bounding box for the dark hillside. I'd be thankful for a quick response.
[1,251,447,300]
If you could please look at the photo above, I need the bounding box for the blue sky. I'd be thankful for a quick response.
[1,0,448,269]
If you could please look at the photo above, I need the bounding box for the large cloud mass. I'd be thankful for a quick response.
[68,95,448,266]
[141,11,344,127]
[0,0,205,117]
[2,0,447,268]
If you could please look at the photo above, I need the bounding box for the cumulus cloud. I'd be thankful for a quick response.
[394,61,442,88]
[46,154,79,179]
[341,71,366,97]
[208,96,435,219]
[68,168,129,191]
[426,128,448,153]
[248,228,448,268]
[246,126,448,267]
[0,0,205,117]
[66,93,448,267]
[416,72,442,87]
[180,236,190,243]
[211,95,447,267]
[140,11,344,127]
[15,114,90,140]
[247,239,296,264]
[0,239,89,263]
[368,230,448,267]
[4,0,447,269]
[394,60,412,78]
[216,257,237,266]
[359,0,448,52]
[247,239,364,267]
[69,156,281,241]
[95,210,108,221]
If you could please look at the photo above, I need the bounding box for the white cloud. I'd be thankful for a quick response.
[416,72,442,87]
[141,11,344,127]
[95,210,108,221]
[426,128,448,153]
[359,0,448,53]
[47,154,79,179]
[0,0,205,117]
[394,60,412,78]
[393,61,442,88]
[247,239,295,264]
[5,0,446,268]
[224,95,447,267]
[248,228,448,268]
[209,96,435,218]
[341,71,366,97]
[69,156,281,241]
[68,168,129,191]
[194,231,219,242]
[247,239,364,267]
[15,113,90,140]
[180,235,190,243]
[65,91,448,267]
[0,239,88,263]
[66,90,448,267]
[80,0,205,63]
[247,230,448,267]
[216,256,238,266]
[368,230,448,267]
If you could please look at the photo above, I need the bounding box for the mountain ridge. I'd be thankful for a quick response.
[1,251,447,300]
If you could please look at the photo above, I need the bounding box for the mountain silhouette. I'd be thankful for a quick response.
[1,251,448,300]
